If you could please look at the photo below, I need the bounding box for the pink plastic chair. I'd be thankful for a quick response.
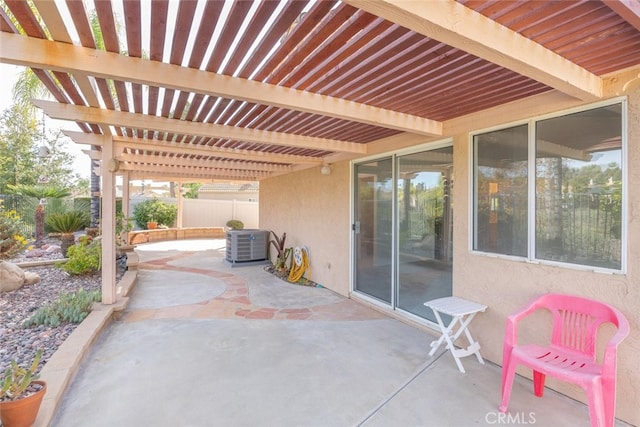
[499,293,629,427]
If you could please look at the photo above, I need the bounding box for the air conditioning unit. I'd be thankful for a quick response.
[225,229,269,266]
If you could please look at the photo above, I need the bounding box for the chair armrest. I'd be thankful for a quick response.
[504,296,546,345]
[602,312,630,376]
[508,295,547,322]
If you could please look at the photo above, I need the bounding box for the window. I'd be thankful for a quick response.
[473,125,528,256]
[473,102,624,271]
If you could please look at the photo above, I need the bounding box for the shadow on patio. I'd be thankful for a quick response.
[46,239,624,427]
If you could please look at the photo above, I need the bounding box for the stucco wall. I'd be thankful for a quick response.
[451,89,639,425]
[259,85,640,425]
[260,162,351,295]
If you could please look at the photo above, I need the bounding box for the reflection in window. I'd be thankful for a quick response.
[472,103,623,271]
[473,125,528,256]
[536,105,622,269]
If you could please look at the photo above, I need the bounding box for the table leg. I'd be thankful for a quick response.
[429,310,467,373]
[428,310,486,373]
[461,320,485,365]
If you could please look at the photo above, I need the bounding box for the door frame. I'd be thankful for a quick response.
[350,139,454,320]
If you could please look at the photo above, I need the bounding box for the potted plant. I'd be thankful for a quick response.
[133,198,177,229]
[146,216,158,229]
[0,349,47,427]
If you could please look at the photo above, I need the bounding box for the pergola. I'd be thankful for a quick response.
[2,0,640,303]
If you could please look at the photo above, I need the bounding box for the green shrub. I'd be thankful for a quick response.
[0,202,28,260]
[22,289,101,328]
[45,210,90,233]
[226,219,244,230]
[44,198,84,232]
[58,239,101,275]
[132,199,177,229]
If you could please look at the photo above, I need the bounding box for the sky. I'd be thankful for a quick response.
[0,62,91,179]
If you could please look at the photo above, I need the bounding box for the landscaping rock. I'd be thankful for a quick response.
[0,261,25,292]
[45,245,62,255]
[25,249,45,258]
[24,271,41,285]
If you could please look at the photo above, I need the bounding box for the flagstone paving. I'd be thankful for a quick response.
[122,248,388,323]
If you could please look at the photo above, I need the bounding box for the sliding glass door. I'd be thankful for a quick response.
[354,158,393,303]
[396,148,453,320]
[353,146,453,322]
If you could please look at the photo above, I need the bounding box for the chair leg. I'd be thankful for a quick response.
[499,361,516,413]
[586,380,607,427]
[533,370,545,397]
[601,378,616,427]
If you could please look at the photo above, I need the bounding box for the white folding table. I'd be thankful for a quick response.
[424,296,487,373]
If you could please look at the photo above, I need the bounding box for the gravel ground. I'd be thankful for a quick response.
[0,239,125,376]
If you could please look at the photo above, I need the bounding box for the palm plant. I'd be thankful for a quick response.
[45,210,89,255]
[7,184,71,247]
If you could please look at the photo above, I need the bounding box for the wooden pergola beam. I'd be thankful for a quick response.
[116,163,272,179]
[37,100,366,154]
[118,153,292,173]
[604,0,640,32]
[63,131,323,165]
[0,32,443,137]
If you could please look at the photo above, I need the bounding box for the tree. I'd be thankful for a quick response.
[0,104,39,193]
[74,177,90,197]
[0,106,83,194]
[38,128,81,189]
[11,68,51,112]
[182,183,202,199]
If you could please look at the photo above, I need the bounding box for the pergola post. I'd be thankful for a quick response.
[177,181,183,228]
[101,135,117,305]
[121,171,130,244]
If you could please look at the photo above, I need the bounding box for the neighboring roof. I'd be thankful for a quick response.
[1,0,639,182]
[198,182,260,194]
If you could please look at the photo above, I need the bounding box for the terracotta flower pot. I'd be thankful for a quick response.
[146,221,158,229]
[0,380,47,427]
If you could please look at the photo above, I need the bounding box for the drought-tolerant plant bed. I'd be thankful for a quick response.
[0,239,124,376]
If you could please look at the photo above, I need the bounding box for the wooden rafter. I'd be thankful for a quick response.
[345,0,603,100]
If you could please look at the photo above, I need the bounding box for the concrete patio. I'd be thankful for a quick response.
[47,239,626,427]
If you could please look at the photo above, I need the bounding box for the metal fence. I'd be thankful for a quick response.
[536,192,621,268]
[476,191,622,268]
[1,194,36,237]
[0,194,86,238]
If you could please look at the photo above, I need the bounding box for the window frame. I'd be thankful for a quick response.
[469,98,627,274]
